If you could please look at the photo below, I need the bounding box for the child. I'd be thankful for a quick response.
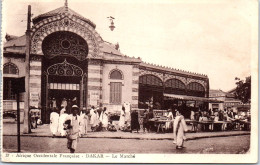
[64,105,80,153]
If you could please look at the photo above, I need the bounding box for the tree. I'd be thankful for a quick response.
[234,76,251,104]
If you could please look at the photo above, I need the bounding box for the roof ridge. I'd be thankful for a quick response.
[141,62,207,77]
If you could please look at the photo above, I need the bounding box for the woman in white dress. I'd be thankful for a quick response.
[173,111,188,149]
[100,107,109,131]
[50,108,59,137]
[119,107,126,130]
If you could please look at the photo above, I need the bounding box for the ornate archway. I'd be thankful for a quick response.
[41,59,87,123]
[30,13,103,59]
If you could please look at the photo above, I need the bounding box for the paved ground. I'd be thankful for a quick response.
[2,123,250,140]
[2,135,250,154]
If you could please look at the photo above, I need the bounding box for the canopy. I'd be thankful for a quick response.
[163,93,223,103]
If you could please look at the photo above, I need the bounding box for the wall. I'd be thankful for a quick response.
[102,63,138,112]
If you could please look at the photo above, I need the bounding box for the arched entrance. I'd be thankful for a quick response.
[138,74,164,109]
[41,31,88,123]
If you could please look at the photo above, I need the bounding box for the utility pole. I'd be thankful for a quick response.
[23,5,31,133]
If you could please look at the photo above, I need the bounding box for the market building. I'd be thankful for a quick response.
[3,4,210,123]
[209,89,242,112]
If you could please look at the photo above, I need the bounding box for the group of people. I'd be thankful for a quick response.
[49,105,88,138]
[189,108,250,131]
[49,97,78,114]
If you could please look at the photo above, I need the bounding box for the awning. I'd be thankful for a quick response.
[163,93,223,103]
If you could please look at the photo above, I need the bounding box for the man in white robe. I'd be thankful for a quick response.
[50,108,59,137]
[58,111,69,137]
[100,107,109,131]
[119,107,126,130]
[79,108,89,136]
[89,106,96,131]
[173,112,188,149]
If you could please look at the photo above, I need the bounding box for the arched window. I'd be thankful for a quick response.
[165,78,186,95]
[165,79,185,89]
[3,63,18,74]
[110,69,123,80]
[187,82,205,97]
[109,69,123,104]
[139,74,163,87]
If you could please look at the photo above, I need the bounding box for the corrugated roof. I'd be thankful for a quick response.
[32,6,96,28]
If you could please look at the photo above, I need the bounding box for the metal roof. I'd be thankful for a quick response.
[32,6,96,28]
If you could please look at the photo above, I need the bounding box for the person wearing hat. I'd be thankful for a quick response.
[65,105,80,153]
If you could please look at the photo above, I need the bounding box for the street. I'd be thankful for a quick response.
[3,135,250,154]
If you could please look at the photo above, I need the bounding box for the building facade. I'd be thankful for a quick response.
[3,5,209,123]
[209,89,242,111]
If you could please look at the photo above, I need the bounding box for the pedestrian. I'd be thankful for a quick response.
[64,105,80,153]
[67,98,72,114]
[100,107,109,131]
[60,106,66,115]
[142,109,149,133]
[147,108,154,132]
[58,108,69,137]
[52,98,57,108]
[50,108,59,137]
[166,109,174,131]
[130,110,140,133]
[173,111,188,149]
[79,107,88,136]
[90,106,96,131]
[119,106,126,130]
[61,98,67,109]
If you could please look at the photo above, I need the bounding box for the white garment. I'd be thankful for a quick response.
[90,109,95,125]
[119,110,126,128]
[50,112,59,135]
[190,111,195,120]
[166,112,173,129]
[173,115,188,147]
[79,113,87,135]
[60,108,66,115]
[124,102,131,122]
[100,111,109,128]
[58,113,69,136]
[61,100,67,108]
[52,100,57,108]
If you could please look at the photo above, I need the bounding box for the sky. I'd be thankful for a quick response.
[2,0,257,91]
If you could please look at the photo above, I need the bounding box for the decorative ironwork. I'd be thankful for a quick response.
[109,69,123,80]
[42,31,88,61]
[139,74,163,87]
[186,82,205,97]
[47,59,83,76]
[3,62,19,74]
[31,15,102,58]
